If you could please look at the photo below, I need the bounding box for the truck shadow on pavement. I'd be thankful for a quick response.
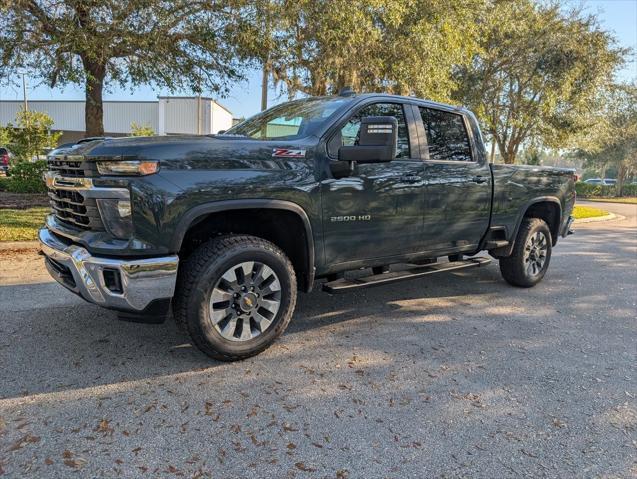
[1,262,565,400]
[0,226,633,403]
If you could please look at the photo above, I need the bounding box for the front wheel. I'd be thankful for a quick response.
[173,235,297,361]
[499,218,552,287]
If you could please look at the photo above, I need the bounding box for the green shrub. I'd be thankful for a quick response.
[622,184,637,196]
[6,160,48,193]
[130,122,155,136]
[575,182,637,198]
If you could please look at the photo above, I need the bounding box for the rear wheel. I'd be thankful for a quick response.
[174,235,297,361]
[499,218,552,287]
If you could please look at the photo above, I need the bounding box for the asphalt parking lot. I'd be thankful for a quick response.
[1,202,635,478]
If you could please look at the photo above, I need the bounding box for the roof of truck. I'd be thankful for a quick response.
[334,92,471,114]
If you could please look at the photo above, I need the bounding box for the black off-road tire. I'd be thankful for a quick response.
[173,235,297,361]
[499,218,552,288]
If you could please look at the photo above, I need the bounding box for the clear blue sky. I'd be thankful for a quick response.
[1,0,635,119]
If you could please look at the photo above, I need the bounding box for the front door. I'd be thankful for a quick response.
[321,102,425,265]
[417,106,492,252]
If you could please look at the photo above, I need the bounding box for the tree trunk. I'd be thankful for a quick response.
[261,62,269,112]
[616,161,627,197]
[83,60,106,137]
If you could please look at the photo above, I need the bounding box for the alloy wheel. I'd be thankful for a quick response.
[209,261,281,341]
[524,231,548,277]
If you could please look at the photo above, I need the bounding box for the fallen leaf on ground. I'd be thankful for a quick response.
[295,462,316,472]
[8,434,40,451]
[63,458,87,469]
[95,419,113,435]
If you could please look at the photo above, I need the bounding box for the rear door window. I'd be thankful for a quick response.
[419,107,473,162]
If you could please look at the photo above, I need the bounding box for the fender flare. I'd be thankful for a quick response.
[511,196,562,244]
[171,199,315,290]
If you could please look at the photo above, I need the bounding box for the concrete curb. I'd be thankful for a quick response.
[0,240,40,251]
[574,213,625,224]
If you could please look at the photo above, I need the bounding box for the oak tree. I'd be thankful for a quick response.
[1,1,257,136]
[454,0,624,164]
[573,84,637,195]
[268,0,484,101]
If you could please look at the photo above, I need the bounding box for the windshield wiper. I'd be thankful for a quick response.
[208,133,249,138]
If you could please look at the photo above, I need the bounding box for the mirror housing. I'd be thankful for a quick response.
[338,116,398,164]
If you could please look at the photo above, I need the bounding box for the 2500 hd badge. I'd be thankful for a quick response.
[330,215,372,222]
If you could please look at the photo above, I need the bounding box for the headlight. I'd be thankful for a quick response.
[96,199,133,238]
[96,160,159,176]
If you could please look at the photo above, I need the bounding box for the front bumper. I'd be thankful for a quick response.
[39,228,179,313]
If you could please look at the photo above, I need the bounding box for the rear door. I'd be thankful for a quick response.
[321,101,425,265]
[416,105,491,253]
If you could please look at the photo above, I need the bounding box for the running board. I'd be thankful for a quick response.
[322,257,492,293]
[485,240,509,249]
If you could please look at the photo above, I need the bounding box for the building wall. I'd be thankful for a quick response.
[0,101,158,134]
[0,97,233,140]
[211,102,233,133]
[161,97,202,135]
[104,102,158,133]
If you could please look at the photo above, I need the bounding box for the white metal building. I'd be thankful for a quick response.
[0,96,234,144]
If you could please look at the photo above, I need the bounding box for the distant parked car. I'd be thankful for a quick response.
[0,147,10,176]
[583,178,616,186]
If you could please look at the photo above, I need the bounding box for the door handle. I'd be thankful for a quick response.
[471,175,488,184]
[400,175,421,184]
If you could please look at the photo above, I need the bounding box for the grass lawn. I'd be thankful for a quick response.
[579,197,637,205]
[0,207,49,241]
[572,205,610,220]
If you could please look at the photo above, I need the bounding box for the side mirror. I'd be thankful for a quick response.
[338,116,398,164]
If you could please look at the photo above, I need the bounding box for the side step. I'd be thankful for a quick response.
[322,257,492,293]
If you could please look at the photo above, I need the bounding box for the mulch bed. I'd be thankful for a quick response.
[0,191,49,209]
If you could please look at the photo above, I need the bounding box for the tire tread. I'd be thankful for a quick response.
[173,235,296,361]
[499,218,551,288]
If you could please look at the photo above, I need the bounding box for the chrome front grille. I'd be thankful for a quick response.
[48,156,98,178]
[47,156,104,231]
[47,189,103,230]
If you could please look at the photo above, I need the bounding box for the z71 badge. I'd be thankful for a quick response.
[272,148,306,158]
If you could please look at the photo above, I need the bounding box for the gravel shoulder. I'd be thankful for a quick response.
[0,202,635,478]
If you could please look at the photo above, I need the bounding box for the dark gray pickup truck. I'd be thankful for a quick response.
[40,92,575,360]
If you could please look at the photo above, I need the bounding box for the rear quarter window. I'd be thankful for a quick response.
[419,107,473,162]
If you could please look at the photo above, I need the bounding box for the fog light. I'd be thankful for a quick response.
[97,199,133,238]
[117,200,131,218]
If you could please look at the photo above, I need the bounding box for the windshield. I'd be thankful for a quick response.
[226,97,353,140]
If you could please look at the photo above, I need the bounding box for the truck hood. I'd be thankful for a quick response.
[49,135,314,163]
